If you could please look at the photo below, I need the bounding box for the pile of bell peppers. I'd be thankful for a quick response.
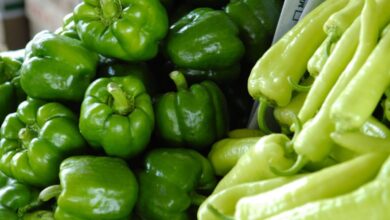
[0,0,390,219]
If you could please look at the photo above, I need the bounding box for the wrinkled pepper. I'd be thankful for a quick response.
[224,0,280,64]
[212,134,295,194]
[73,0,168,61]
[235,153,387,219]
[79,75,154,159]
[135,148,217,220]
[39,156,138,220]
[154,71,228,151]
[0,56,25,123]
[19,31,99,102]
[0,98,87,187]
[165,8,244,83]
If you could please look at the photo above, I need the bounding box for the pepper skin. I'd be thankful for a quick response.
[79,75,154,159]
[0,171,38,213]
[225,0,280,64]
[39,156,138,220]
[135,148,217,220]
[166,8,244,82]
[0,98,87,187]
[19,31,99,102]
[73,0,168,61]
[0,55,25,123]
[154,71,229,151]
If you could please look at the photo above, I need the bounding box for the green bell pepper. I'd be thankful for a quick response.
[19,31,99,102]
[55,13,79,40]
[165,8,245,82]
[225,0,280,64]
[154,71,229,151]
[39,156,138,220]
[0,98,87,187]
[0,170,38,213]
[79,75,154,159]
[135,148,217,220]
[73,0,168,61]
[0,56,25,123]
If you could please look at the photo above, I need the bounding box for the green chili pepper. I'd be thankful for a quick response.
[235,153,388,219]
[19,31,99,102]
[287,0,384,172]
[39,156,138,220]
[330,23,390,132]
[208,136,261,176]
[323,0,364,39]
[0,98,87,187]
[79,74,154,159]
[154,71,229,151]
[73,0,168,61]
[267,155,390,220]
[197,175,305,220]
[247,0,348,108]
[212,134,295,194]
[135,148,217,220]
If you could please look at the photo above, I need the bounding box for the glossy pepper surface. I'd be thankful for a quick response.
[73,0,168,61]
[0,98,87,187]
[0,56,25,123]
[79,75,154,159]
[19,31,99,102]
[0,170,38,213]
[154,71,229,151]
[224,0,280,64]
[136,148,217,220]
[166,8,244,82]
[39,156,138,220]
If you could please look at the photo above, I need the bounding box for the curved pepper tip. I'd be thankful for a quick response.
[269,155,309,176]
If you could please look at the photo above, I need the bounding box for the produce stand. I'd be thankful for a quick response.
[0,0,389,219]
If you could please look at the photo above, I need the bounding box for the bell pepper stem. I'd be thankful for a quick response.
[207,204,235,220]
[39,185,62,202]
[18,128,36,148]
[170,71,188,91]
[107,82,134,115]
[100,0,122,24]
[257,98,271,134]
[269,155,309,176]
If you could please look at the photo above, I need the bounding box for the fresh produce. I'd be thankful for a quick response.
[212,134,295,193]
[154,71,229,151]
[208,132,262,176]
[0,55,24,122]
[165,8,245,82]
[39,156,138,220]
[0,0,390,219]
[224,0,280,65]
[73,0,168,61]
[0,98,87,187]
[267,155,390,220]
[135,148,216,220]
[79,74,154,159]
[19,31,99,102]
[247,0,348,132]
